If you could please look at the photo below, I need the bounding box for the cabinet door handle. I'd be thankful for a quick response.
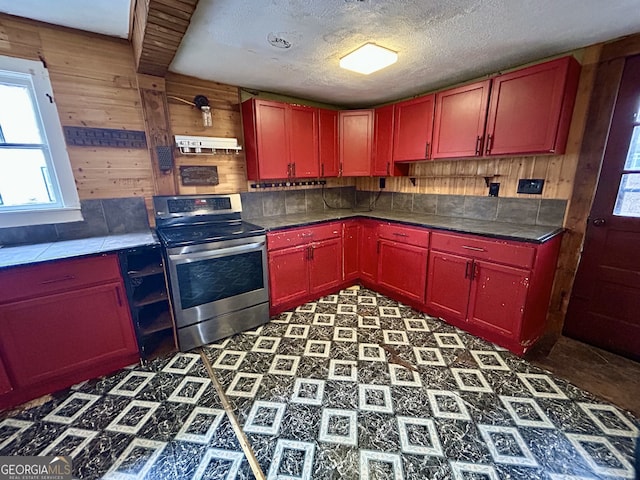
[386,162,390,175]
[462,245,485,252]
[115,286,123,307]
[475,135,483,156]
[393,232,409,237]
[321,164,325,177]
[310,245,314,260]
[472,263,479,281]
[485,134,493,154]
[40,275,76,285]
[287,163,292,178]
[425,141,430,159]
[464,261,472,279]
[292,163,296,177]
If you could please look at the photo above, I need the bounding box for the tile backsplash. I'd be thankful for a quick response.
[241,187,566,227]
[241,187,356,219]
[0,197,150,247]
[354,191,566,227]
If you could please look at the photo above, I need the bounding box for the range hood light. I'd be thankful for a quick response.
[339,43,398,75]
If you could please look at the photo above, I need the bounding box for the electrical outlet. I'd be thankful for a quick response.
[517,179,545,194]
[379,178,386,189]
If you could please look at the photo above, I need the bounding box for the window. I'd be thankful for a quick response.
[0,55,81,227]
[613,102,640,218]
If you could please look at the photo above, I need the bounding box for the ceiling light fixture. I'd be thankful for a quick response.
[339,43,398,75]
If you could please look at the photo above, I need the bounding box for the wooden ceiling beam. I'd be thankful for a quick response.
[132,0,199,77]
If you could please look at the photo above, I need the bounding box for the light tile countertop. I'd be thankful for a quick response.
[0,231,158,269]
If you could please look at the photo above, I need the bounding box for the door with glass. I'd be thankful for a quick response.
[564,54,640,360]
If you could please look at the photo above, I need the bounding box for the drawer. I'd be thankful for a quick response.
[431,232,536,269]
[378,223,430,248]
[0,254,122,303]
[268,222,342,250]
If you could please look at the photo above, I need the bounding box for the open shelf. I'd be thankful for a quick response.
[128,264,165,278]
[133,290,168,308]
[119,245,176,361]
[139,309,173,337]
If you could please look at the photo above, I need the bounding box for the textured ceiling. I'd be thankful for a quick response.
[171,0,640,106]
[2,0,640,107]
[0,0,131,38]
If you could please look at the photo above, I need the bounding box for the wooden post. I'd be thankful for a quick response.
[137,74,177,195]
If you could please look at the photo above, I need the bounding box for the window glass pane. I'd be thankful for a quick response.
[613,173,640,217]
[624,126,640,170]
[0,82,43,144]
[0,149,55,207]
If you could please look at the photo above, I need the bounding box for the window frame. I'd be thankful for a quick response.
[0,55,81,228]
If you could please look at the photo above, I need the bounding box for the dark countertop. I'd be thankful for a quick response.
[250,210,563,243]
[0,231,158,269]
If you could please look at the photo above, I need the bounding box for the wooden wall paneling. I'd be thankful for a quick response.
[0,20,43,60]
[166,73,248,194]
[0,15,158,206]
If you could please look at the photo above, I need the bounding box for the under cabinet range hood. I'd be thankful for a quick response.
[174,135,242,155]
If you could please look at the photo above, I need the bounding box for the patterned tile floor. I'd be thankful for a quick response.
[1,287,638,479]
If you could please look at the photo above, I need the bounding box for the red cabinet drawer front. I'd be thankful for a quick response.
[431,232,536,269]
[0,254,122,303]
[268,223,342,250]
[378,224,430,248]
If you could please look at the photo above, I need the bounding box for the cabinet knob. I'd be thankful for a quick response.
[592,218,606,227]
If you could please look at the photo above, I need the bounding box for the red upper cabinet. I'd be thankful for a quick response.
[432,80,491,159]
[340,110,374,176]
[319,109,339,177]
[392,94,435,162]
[242,99,290,180]
[242,98,319,180]
[485,56,581,156]
[289,104,319,178]
[372,105,394,176]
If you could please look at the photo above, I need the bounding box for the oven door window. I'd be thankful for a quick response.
[176,250,264,309]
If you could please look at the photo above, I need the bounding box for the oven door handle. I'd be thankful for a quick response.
[168,241,265,263]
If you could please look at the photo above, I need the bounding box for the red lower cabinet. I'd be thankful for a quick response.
[267,223,344,314]
[309,238,343,295]
[0,360,12,396]
[378,240,428,304]
[268,246,310,308]
[426,251,471,323]
[0,254,139,410]
[426,232,561,354]
[0,284,136,389]
[343,221,360,282]
[359,221,379,283]
[268,219,561,355]
[468,261,529,337]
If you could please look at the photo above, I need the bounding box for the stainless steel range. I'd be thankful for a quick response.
[153,194,269,351]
